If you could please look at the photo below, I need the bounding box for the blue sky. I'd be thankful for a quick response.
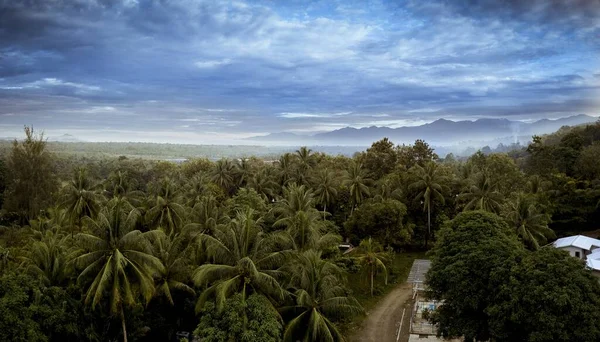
[0,0,599,143]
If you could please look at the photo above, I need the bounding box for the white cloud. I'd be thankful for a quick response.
[194,59,232,68]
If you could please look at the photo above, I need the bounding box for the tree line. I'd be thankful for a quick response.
[0,122,599,341]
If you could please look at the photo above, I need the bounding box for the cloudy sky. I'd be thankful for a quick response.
[1,0,599,143]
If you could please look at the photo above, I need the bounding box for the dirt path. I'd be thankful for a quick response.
[351,283,414,342]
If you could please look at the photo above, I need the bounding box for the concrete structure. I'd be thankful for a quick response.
[553,235,600,273]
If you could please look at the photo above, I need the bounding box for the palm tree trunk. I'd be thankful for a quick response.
[426,204,431,248]
[323,204,327,221]
[370,266,374,297]
[121,306,128,342]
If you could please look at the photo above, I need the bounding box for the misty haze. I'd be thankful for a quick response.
[0,1,599,342]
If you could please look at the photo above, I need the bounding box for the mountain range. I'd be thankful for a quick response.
[247,114,598,147]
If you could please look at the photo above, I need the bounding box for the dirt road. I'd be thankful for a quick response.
[351,283,413,342]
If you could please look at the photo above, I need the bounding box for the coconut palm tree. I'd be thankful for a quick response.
[190,195,227,233]
[145,230,195,305]
[312,168,338,220]
[458,171,504,213]
[61,167,104,237]
[183,173,209,207]
[192,208,286,310]
[505,194,554,250]
[276,153,297,187]
[295,147,315,185]
[146,178,187,235]
[70,199,164,342]
[21,229,71,286]
[409,162,447,247]
[234,158,253,188]
[247,167,278,201]
[274,183,339,251]
[105,170,144,207]
[281,250,363,342]
[352,237,388,296]
[343,162,371,213]
[275,183,317,216]
[211,159,235,194]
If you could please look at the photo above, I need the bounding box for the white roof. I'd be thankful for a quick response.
[588,250,600,260]
[553,235,600,251]
[587,259,600,271]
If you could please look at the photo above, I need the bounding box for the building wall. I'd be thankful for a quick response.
[558,246,587,259]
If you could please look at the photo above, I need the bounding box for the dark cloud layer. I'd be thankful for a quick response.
[0,0,598,143]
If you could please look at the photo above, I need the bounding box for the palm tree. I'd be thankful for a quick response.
[234,158,253,188]
[190,195,227,233]
[409,162,446,247]
[211,159,235,194]
[105,170,144,207]
[183,174,208,207]
[351,237,388,296]
[247,168,278,201]
[505,194,554,250]
[61,167,104,237]
[281,250,363,342]
[276,153,297,187]
[458,171,504,213]
[70,199,164,342]
[145,230,195,305]
[312,168,338,220]
[375,176,403,202]
[274,183,339,251]
[275,183,317,216]
[295,147,314,185]
[343,162,371,213]
[146,178,187,235]
[192,209,285,310]
[21,229,70,286]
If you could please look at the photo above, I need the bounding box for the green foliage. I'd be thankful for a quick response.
[426,211,524,341]
[195,293,282,342]
[193,209,285,311]
[344,199,410,246]
[351,238,389,296]
[281,250,363,342]
[362,138,397,179]
[488,248,600,342]
[3,126,58,223]
[3,122,600,342]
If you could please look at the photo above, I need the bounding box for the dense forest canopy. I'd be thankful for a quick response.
[0,122,599,341]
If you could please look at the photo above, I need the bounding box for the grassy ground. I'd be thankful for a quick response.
[342,251,428,333]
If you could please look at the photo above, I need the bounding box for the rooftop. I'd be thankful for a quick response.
[553,235,600,251]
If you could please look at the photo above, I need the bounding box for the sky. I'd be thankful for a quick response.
[0,0,599,144]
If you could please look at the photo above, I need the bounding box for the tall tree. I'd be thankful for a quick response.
[146,178,187,235]
[61,167,104,237]
[426,211,524,341]
[145,230,195,305]
[281,250,362,342]
[295,147,315,185]
[362,138,397,179]
[503,194,554,250]
[458,171,504,214]
[352,237,388,296]
[3,126,58,223]
[21,229,70,286]
[193,209,285,310]
[70,199,164,342]
[312,168,338,220]
[343,162,371,213]
[276,153,297,187]
[211,159,235,194]
[409,161,446,247]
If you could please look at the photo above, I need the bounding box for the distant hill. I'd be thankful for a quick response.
[48,134,82,142]
[246,114,598,146]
